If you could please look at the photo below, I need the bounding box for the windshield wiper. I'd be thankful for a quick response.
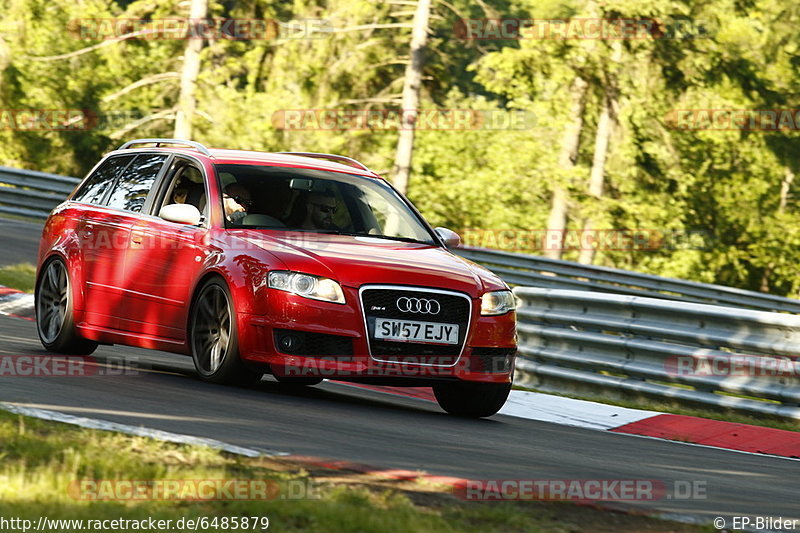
[350,232,433,245]
[311,230,433,245]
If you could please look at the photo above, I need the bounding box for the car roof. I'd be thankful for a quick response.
[106,146,383,179]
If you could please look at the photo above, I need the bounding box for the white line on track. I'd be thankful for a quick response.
[0,401,287,457]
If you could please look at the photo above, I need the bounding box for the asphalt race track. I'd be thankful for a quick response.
[1,315,799,527]
[0,218,43,266]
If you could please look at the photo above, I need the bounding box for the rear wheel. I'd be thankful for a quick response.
[433,381,511,418]
[190,278,261,385]
[35,258,98,355]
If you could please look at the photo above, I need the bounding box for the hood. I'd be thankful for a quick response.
[230,230,506,297]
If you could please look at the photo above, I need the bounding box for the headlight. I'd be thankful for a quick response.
[268,271,346,304]
[480,290,515,316]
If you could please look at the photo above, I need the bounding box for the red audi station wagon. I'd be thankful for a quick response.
[35,139,517,417]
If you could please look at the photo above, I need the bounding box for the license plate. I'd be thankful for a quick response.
[373,318,459,345]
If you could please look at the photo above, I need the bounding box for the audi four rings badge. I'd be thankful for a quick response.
[396,297,441,314]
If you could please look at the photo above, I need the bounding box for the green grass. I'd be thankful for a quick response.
[0,409,713,533]
[513,385,800,433]
[0,262,36,292]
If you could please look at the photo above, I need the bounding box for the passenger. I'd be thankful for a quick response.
[171,185,188,204]
[223,183,253,224]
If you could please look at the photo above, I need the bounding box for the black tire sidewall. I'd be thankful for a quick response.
[433,381,512,418]
[35,257,97,355]
[190,277,258,385]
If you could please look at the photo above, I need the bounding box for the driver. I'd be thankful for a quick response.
[301,192,338,230]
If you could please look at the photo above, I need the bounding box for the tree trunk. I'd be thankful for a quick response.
[174,0,208,139]
[760,167,795,291]
[0,36,9,92]
[392,0,431,195]
[779,167,795,213]
[544,76,588,260]
[577,92,614,265]
[577,41,621,265]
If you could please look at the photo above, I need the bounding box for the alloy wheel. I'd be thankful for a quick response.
[192,284,232,375]
[37,259,68,344]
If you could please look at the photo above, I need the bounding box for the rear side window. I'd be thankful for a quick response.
[106,154,168,212]
[72,155,134,205]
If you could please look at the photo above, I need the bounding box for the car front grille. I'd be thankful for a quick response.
[360,286,471,366]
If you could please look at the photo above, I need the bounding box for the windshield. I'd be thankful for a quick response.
[215,164,436,244]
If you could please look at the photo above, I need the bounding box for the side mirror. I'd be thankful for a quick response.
[434,227,461,248]
[160,204,202,225]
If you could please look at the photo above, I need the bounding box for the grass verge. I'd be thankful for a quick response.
[0,408,715,532]
[0,262,36,293]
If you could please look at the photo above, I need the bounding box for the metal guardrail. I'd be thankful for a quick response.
[456,247,800,313]
[0,166,80,219]
[2,163,799,313]
[513,287,800,420]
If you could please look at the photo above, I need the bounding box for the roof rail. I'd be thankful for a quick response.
[118,138,212,156]
[278,152,371,172]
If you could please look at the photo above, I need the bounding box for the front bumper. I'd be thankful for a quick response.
[236,285,517,384]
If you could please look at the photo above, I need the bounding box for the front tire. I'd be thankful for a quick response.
[190,278,261,386]
[433,381,511,418]
[35,257,98,355]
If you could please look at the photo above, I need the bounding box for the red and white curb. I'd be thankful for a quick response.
[0,287,35,321]
[340,383,800,460]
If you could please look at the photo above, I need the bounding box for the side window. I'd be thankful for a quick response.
[72,156,134,205]
[106,154,168,212]
[159,161,206,214]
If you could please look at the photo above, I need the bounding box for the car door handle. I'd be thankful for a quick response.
[82,224,94,238]
[131,236,143,245]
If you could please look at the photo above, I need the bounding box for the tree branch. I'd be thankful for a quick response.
[102,72,180,103]
[107,108,177,140]
[331,23,414,33]
[25,29,161,62]
[336,96,403,105]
